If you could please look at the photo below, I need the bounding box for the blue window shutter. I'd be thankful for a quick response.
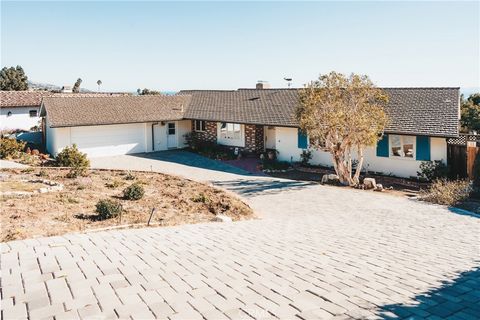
[297,129,308,149]
[416,136,430,161]
[376,134,389,157]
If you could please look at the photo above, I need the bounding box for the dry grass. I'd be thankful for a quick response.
[0,180,47,192]
[420,179,473,206]
[0,168,254,242]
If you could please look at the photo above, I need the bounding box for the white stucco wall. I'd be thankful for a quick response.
[45,120,189,157]
[1,107,40,130]
[177,120,192,148]
[274,126,448,178]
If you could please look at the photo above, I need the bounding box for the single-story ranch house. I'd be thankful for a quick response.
[40,86,460,178]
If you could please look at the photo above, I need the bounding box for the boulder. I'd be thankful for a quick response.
[212,214,232,223]
[321,174,340,185]
[374,183,384,192]
[363,178,377,190]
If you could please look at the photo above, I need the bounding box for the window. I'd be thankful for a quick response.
[390,135,415,158]
[29,110,38,117]
[309,136,326,148]
[220,122,241,140]
[194,120,206,132]
[168,123,175,135]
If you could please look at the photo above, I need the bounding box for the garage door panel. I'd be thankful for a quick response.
[70,123,146,157]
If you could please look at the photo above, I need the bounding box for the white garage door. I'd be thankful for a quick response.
[70,123,146,157]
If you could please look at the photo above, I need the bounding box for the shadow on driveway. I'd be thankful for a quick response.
[130,150,259,176]
[378,266,480,319]
[212,179,316,197]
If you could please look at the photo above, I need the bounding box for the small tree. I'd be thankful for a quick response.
[137,88,162,95]
[297,72,388,186]
[460,93,480,132]
[97,80,102,92]
[0,65,28,91]
[72,78,82,93]
[56,144,90,178]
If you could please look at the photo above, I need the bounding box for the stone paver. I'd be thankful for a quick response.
[0,159,28,169]
[1,151,479,319]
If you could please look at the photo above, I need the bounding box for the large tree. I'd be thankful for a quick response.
[297,72,389,186]
[460,93,480,132]
[0,65,28,91]
[72,78,82,93]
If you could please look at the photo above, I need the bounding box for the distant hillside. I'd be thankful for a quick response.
[28,80,92,92]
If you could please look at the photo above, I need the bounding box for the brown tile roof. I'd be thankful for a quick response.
[382,88,460,138]
[42,95,191,128]
[0,91,52,107]
[0,91,132,108]
[180,89,299,127]
[180,88,460,137]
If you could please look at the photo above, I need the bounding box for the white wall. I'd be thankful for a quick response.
[274,126,448,178]
[1,107,40,130]
[177,120,191,148]
[45,120,191,157]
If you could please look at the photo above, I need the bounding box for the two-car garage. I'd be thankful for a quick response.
[70,123,148,157]
[41,95,192,158]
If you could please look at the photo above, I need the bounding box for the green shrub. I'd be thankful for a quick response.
[124,172,136,181]
[417,160,448,181]
[105,180,124,189]
[37,169,49,178]
[192,193,209,203]
[56,144,90,178]
[300,149,312,166]
[0,138,26,159]
[420,179,472,206]
[95,199,122,220]
[123,183,145,200]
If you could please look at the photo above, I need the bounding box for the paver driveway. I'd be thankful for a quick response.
[2,151,479,320]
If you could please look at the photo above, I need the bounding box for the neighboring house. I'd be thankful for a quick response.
[41,86,460,178]
[0,91,50,130]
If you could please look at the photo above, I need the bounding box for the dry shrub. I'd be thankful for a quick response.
[0,138,26,159]
[421,179,473,206]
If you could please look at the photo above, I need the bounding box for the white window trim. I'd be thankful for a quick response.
[389,134,416,160]
[194,120,206,132]
[216,122,245,147]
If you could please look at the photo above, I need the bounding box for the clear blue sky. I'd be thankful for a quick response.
[1,1,479,92]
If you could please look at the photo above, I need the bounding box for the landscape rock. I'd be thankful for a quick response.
[321,174,340,185]
[374,183,384,192]
[212,214,232,223]
[363,178,377,190]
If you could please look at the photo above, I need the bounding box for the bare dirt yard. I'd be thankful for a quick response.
[0,168,254,242]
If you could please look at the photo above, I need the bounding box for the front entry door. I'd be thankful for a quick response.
[167,122,177,149]
[153,123,166,151]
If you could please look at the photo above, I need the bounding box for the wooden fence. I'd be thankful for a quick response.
[447,134,479,180]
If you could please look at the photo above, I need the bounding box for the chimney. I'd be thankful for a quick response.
[61,85,73,93]
[256,81,270,90]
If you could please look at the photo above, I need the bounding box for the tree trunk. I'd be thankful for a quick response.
[331,150,350,185]
[352,147,364,186]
